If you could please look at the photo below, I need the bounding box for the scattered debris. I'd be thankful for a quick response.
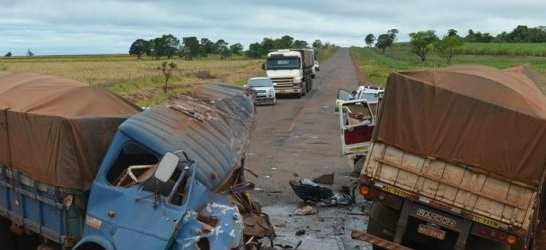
[295,229,306,236]
[294,205,318,215]
[312,173,334,185]
[293,173,300,177]
[289,179,353,206]
[294,240,303,249]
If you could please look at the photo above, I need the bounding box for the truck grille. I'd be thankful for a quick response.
[256,90,266,93]
[270,77,293,84]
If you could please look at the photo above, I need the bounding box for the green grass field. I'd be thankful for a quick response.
[457,43,546,57]
[352,44,546,92]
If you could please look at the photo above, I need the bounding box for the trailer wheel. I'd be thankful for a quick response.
[16,234,40,250]
[0,218,16,250]
[367,202,400,250]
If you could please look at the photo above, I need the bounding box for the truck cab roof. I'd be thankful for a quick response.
[118,84,255,190]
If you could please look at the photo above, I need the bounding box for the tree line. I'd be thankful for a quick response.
[129,34,333,60]
[129,34,243,60]
[364,25,546,64]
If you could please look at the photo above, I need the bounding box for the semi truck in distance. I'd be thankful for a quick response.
[353,65,546,250]
[263,49,315,98]
[0,72,273,250]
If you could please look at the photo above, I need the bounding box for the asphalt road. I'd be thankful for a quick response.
[246,48,372,250]
[247,47,360,205]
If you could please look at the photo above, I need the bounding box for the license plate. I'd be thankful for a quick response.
[417,224,446,240]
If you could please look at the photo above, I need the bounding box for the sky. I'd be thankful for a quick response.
[1,0,545,55]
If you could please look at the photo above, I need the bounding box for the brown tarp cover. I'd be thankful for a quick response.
[374,65,546,187]
[0,72,141,189]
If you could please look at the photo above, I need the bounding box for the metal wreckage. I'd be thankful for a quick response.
[0,72,274,250]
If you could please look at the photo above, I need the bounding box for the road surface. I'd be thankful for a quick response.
[246,48,372,250]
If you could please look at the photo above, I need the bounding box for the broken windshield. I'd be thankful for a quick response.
[267,57,300,70]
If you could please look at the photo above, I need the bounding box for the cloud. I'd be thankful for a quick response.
[0,0,544,55]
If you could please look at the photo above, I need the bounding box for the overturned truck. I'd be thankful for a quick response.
[354,65,546,250]
[0,72,273,250]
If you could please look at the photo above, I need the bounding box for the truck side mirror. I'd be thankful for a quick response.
[262,63,266,70]
[154,152,180,183]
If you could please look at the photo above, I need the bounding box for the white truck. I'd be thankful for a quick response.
[263,49,315,98]
[353,65,546,250]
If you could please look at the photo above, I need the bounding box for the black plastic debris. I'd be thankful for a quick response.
[289,179,353,206]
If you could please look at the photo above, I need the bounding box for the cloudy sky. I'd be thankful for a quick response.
[1,0,545,55]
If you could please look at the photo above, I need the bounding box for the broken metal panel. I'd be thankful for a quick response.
[119,83,255,190]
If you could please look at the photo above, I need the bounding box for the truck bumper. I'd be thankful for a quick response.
[275,88,301,94]
[352,230,414,250]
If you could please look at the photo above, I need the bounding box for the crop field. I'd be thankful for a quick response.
[456,42,546,57]
[352,45,546,93]
[0,48,338,106]
[0,55,263,106]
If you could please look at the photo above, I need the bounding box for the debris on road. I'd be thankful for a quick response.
[312,172,334,184]
[294,205,318,215]
[295,229,306,236]
[289,179,353,206]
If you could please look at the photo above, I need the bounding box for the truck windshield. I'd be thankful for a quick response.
[267,57,300,70]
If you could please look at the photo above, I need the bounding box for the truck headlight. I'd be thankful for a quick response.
[293,77,302,83]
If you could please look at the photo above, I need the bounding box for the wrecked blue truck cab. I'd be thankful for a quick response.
[0,72,273,250]
[80,84,258,250]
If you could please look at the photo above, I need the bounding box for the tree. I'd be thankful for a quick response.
[464,29,494,42]
[447,29,458,36]
[157,61,177,93]
[261,38,275,52]
[214,39,228,54]
[275,35,294,48]
[26,49,34,57]
[409,30,439,62]
[181,36,200,60]
[4,52,12,57]
[246,43,264,58]
[229,43,244,55]
[129,39,150,59]
[375,29,398,53]
[162,34,179,59]
[375,34,392,53]
[312,39,323,49]
[434,33,465,64]
[200,38,214,56]
[149,35,179,59]
[293,40,309,48]
[219,46,232,59]
[387,29,399,41]
[365,34,375,47]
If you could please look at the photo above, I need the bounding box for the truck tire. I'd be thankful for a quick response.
[0,218,16,250]
[367,202,400,250]
[16,234,40,250]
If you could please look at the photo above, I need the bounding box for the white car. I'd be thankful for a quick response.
[314,60,320,72]
[245,77,277,105]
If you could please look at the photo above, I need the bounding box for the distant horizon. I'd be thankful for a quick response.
[1,0,545,56]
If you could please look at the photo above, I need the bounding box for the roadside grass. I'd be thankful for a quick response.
[352,45,546,92]
[0,55,263,105]
[316,47,339,62]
